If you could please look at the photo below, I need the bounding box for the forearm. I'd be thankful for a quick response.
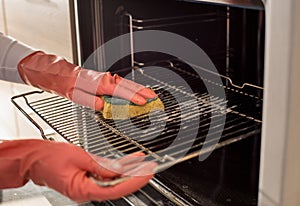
[0,139,155,202]
[0,140,35,189]
[0,33,157,111]
[0,33,36,83]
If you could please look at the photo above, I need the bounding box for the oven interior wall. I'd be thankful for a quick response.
[76,0,265,205]
[77,0,264,88]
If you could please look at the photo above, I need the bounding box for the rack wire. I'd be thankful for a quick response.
[11,66,262,173]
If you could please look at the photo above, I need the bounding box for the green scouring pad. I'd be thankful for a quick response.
[100,95,164,119]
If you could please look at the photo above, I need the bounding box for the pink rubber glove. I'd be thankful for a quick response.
[0,139,156,203]
[17,51,157,110]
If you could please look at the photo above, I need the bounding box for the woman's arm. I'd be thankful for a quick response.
[0,33,35,83]
[0,139,155,203]
[0,33,157,110]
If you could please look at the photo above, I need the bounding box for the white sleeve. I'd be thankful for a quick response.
[0,33,36,84]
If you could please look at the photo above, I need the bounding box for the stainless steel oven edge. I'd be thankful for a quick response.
[259,0,300,206]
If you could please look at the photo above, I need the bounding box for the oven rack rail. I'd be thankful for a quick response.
[131,57,264,94]
[183,0,264,10]
[123,12,223,30]
[132,59,264,100]
[134,60,263,101]
[11,71,262,175]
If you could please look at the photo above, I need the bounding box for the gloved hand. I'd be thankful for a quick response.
[0,139,156,203]
[17,51,157,110]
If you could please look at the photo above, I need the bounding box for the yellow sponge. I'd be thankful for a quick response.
[100,96,164,120]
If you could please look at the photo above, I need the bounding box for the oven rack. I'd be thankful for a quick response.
[11,69,262,175]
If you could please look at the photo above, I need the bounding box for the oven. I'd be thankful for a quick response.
[73,1,264,205]
[10,0,300,205]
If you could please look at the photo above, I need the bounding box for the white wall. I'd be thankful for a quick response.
[0,0,6,33]
[0,0,72,139]
[5,0,73,61]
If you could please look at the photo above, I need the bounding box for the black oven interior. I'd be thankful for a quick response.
[71,0,266,205]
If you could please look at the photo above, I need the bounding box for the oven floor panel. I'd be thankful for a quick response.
[156,136,260,206]
[92,184,178,206]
